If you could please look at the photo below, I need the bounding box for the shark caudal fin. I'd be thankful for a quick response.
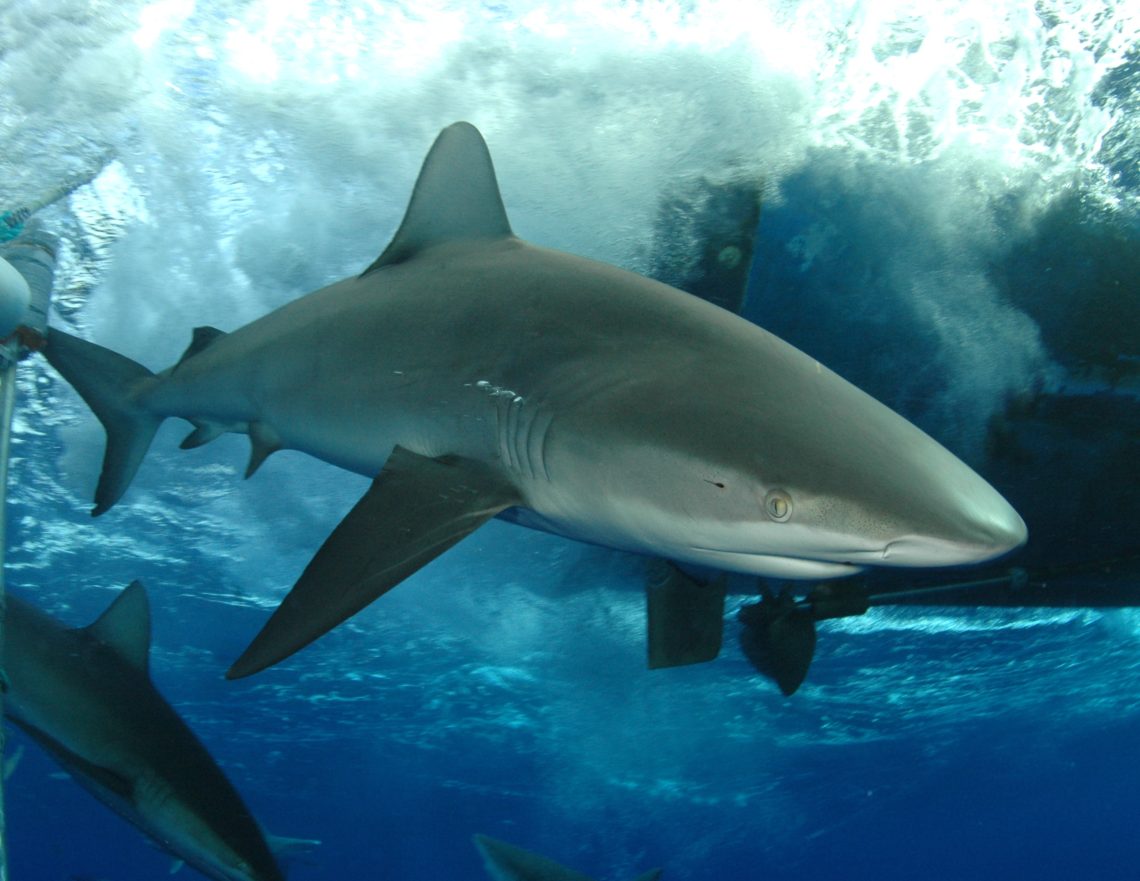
[43,328,161,515]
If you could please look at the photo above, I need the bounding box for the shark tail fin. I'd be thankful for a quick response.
[43,328,162,515]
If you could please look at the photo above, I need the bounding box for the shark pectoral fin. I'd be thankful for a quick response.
[43,328,162,515]
[227,446,521,679]
[646,561,726,669]
[630,871,664,881]
[361,122,512,274]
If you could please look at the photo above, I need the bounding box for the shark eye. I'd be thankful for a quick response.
[765,488,793,522]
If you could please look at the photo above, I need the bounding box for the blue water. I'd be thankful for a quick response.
[2,2,1139,879]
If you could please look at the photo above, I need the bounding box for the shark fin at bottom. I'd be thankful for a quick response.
[245,422,281,478]
[473,834,663,881]
[227,446,521,679]
[473,834,595,881]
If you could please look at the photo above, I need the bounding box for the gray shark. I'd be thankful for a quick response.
[43,122,1026,678]
[473,834,661,881]
[4,583,284,881]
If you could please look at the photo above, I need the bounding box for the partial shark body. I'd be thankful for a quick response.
[3,584,283,881]
[44,122,1027,677]
[473,834,662,881]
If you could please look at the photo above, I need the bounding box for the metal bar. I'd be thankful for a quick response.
[0,338,16,881]
[0,223,58,881]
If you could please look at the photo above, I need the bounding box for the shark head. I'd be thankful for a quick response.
[533,307,1027,580]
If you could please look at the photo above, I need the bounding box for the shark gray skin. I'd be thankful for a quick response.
[4,583,284,881]
[43,122,1027,678]
[473,834,662,881]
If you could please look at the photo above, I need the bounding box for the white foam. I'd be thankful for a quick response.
[5,2,1138,717]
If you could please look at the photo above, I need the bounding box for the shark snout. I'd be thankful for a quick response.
[881,489,1027,567]
[971,491,1028,555]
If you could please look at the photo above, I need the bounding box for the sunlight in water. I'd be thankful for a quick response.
[122,0,1140,182]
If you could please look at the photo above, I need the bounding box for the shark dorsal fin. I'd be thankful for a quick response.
[362,122,512,276]
[85,580,151,673]
[630,871,664,881]
[472,834,595,881]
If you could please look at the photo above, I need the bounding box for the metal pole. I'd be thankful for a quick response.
[0,225,57,881]
[0,335,17,881]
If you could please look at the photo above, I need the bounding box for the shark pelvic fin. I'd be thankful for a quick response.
[84,580,151,674]
[174,325,227,370]
[227,446,521,678]
[180,420,226,449]
[245,422,281,478]
[361,122,513,275]
[43,329,162,516]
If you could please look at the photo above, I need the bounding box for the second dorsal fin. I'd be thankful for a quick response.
[175,326,227,370]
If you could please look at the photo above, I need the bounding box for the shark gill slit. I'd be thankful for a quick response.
[526,407,554,483]
[507,395,524,476]
[495,394,516,473]
[494,393,551,482]
[518,398,538,481]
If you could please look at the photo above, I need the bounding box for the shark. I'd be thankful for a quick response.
[43,122,1027,678]
[473,834,662,881]
[3,583,284,881]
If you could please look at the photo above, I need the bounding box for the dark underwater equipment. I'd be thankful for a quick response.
[737,553,1140,695]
